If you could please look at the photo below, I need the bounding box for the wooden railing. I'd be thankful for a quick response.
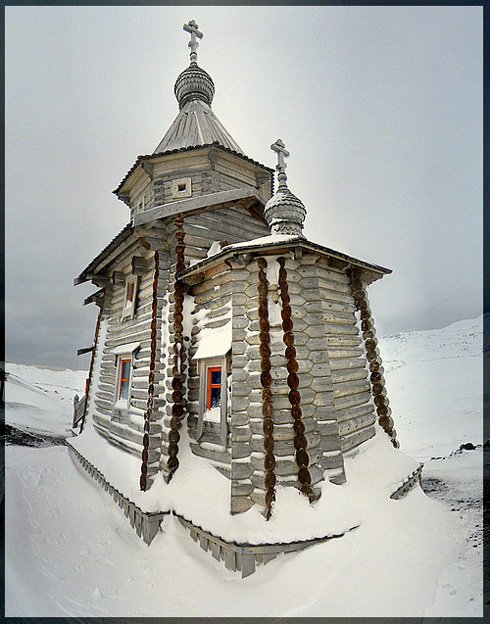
[72,394,87,429]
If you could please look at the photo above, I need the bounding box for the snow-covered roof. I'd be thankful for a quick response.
[178,235,392,282]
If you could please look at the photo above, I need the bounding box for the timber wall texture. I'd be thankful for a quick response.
[131,149,272,221]
[227,253,347,515]
[91,228,169,487]
[87,203,270,489]
[315,258,377,456]
[187,263,232,447]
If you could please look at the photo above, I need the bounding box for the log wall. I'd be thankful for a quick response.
[91,228,169,486]
[227,253,346,515]
[141,149,272,217]
[187,264,232,448]
[315,257,376,458]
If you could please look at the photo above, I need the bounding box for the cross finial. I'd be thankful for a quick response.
[183,19,203,64]
[271,139,290,188]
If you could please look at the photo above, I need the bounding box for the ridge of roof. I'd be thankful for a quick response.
[113,143,273,197]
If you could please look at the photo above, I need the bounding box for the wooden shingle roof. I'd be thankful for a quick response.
[154,98,243,155]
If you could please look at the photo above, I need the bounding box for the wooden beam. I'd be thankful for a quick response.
[142,161,154,180]
[74,273,110,287]
[133,187,264,226]
[118,193,130,206]
[183,273,205,287]
[83,288,105,306]
[77,346,94,356]
[131,256,149,276]
[112,271,126,286]
[92,275,111,288]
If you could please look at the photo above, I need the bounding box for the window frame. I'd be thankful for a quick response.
[197,356,228,447]
[118,358,132,401]
[121,276,139,321]
[114,354,134,414]
[170,176,192,199]
[206,366,222,410]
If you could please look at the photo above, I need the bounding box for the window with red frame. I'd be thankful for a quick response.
[126,281,135,303]
[206,366,222,409]
[118,358,132,401]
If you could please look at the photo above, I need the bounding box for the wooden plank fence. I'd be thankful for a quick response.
[66,439,423,577]
[72,395,87,429]
[390,465,424,500]
[175,515,359,578]
[67,444,169,544]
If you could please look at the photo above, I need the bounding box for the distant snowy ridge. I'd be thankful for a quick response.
[380,316,483,362]
[5,363,86,436]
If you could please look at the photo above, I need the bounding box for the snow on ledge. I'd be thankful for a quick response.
[111,342,140,355]
[224,234,300,250]
[193,323,232,360]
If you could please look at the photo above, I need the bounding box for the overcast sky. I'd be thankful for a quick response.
[5,6,482,370]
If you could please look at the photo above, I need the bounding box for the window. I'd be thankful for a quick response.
[118,359,132,401]
[207,366,222,410]
[171,177,192,199]
[197,357,228,446]
[122,276,138,320]
[114,356,133,411]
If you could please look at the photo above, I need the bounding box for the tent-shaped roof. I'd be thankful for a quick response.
[154,97,243,155]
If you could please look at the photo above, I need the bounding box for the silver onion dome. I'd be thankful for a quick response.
[174,63,215,109]
[264,139,306,237]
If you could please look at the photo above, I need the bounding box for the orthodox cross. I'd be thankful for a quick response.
[183,20,203,63]
[271,139,290,188]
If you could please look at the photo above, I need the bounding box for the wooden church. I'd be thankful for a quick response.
[71,21,419,575]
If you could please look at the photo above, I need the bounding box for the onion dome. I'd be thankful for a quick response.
[154,20,243,155]
[264,139,306,237]
[174,62,215,110]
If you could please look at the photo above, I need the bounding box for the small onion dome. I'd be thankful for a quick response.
[264,185,307,237]
[174,62,215,110]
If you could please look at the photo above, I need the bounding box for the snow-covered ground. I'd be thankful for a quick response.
[4,316,484,617]
[381,316,483,459]
[5,363,86,436]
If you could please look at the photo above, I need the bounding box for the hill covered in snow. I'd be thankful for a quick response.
[379,315,483,459]
[5,363,86,436]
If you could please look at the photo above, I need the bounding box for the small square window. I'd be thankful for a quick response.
[171,177,192,199]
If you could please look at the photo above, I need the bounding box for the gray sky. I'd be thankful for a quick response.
[5,6,482,370]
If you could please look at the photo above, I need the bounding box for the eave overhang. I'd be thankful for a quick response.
[74,223,134,286]
[113,142,274,200]
[178,237,392,285]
